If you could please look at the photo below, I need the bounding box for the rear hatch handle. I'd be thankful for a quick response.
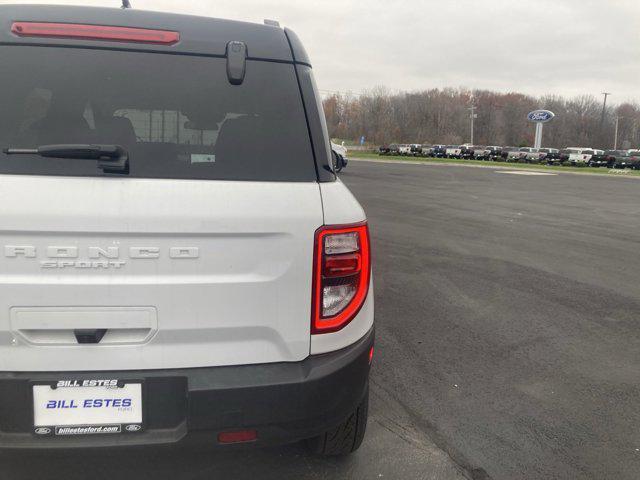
[74,329,108,344]
[3,144,129,173]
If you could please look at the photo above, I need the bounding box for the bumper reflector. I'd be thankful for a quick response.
[217,429,258,444]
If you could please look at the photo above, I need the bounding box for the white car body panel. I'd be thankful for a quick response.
[311,282,374,354]
[319,180,366,225]
[313,180,372,354]
[0,174,325,371]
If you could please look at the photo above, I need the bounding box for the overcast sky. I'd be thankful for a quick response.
[3,0,639,103]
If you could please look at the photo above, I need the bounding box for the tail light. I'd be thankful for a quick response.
[312,222,371,334]
[11,22,180,45]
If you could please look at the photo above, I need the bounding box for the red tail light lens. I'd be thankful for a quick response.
[324,254,362,277]
[11,22,180,45]
[312,223,371,334]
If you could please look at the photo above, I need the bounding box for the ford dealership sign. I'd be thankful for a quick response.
[527,110,555,123]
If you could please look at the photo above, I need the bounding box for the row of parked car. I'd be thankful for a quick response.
[377,144,640,169]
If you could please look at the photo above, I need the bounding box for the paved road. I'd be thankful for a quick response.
[3,161,640,479]
[347,160,640,479]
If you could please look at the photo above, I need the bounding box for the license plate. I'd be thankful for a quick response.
[32,380,143,436]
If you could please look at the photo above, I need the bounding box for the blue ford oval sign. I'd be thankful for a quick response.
[527,110,555,123]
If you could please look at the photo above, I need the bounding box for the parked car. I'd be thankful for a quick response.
[398,144,412,155]
[516,147,536,162]
[610,150,631,168]
[566,148,603,166]
[501,147,521,162]
[525,148,560,164]
[420,144,434,157]
[559,147,582,165]
[431,144,447,157]
[482,146,503,160]
[331,142,348,172]
[519,147,537,163]
[459,145,475,159]
[0,4,374,456]
[624,150,640,169]
[471,146,489,160]
[590,150,620,168]
[539,148,561,164]
[410,144,423,156]
[378,145,391,155]
[388,144,400,155]
[445,145,463,158]
[471,146,494,160]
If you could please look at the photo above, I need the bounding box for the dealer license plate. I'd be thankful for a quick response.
[32,380,143,436]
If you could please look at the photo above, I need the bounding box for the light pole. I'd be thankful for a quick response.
[614,116,623,150]
[599,92,611,148]
[601,92,611,122]
[468,105,477,145]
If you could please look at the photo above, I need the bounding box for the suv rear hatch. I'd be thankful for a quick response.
[0,42,323,371]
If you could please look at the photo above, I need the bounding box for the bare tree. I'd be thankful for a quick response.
[322,87,639,149]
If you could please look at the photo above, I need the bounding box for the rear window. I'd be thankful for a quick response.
[0,46,316,181]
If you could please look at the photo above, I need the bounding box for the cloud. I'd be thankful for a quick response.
[3,0,638,102]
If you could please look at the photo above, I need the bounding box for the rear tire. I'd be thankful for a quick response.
[306,388,369,456]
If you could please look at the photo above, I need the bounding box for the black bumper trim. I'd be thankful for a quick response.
[0,328,374,449]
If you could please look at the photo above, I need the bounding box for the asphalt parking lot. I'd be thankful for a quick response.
[3,160,640,480]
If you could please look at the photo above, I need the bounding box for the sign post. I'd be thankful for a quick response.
[534,123,543,149]
[527,110,555,149]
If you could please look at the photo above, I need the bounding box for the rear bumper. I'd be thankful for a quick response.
[0,328,374,450]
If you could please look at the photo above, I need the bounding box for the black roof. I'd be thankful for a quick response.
[0,4,310,64]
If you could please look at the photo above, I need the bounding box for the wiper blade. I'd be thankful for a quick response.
[2,144,129,173]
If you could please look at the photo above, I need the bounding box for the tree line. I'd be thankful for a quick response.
[322,87,640,150]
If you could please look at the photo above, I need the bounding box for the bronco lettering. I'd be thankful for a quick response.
[4,245,199,269]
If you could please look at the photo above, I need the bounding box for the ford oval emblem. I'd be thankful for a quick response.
[527,110,555,123]
[35,427,51,435]
[125,424,142,432]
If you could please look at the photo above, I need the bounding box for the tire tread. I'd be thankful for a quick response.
[307,389,368,456]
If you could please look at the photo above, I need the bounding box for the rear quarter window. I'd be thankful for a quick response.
[0,46,316,182]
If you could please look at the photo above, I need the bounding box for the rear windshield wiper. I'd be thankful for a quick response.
[2,144,129,174]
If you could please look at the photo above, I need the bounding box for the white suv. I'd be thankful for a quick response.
[0,5,374,455]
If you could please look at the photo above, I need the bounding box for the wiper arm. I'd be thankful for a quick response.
[2,144,129,173]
